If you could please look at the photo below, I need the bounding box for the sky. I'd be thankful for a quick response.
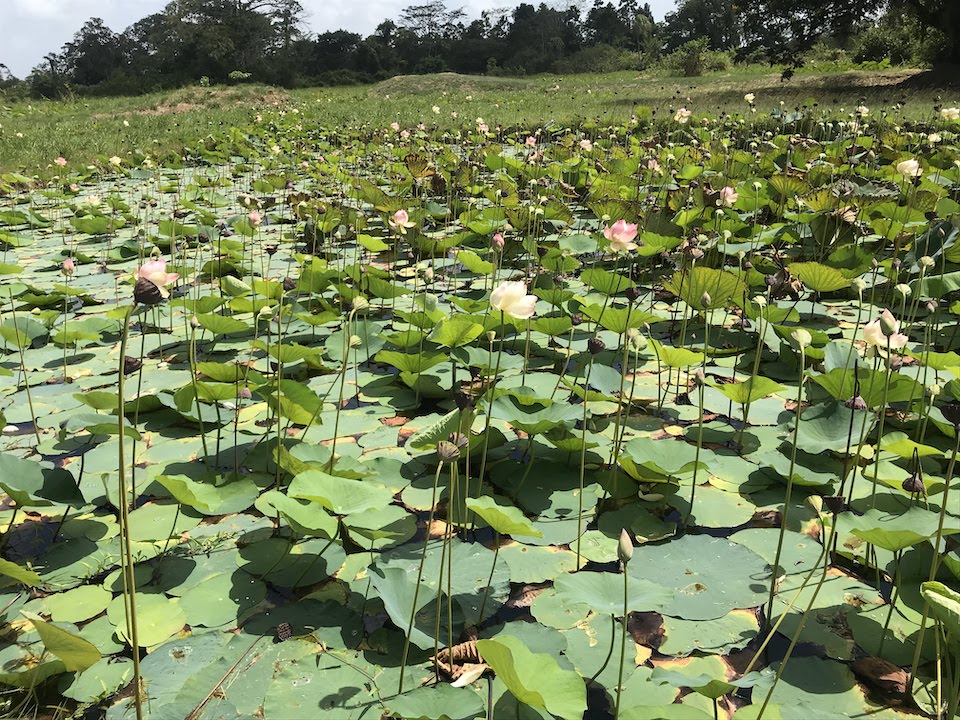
[0,0,673,79]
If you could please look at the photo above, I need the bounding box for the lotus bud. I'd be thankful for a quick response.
[61,258,75,277]
[700,291,712,308]
[627,328,647,351]
[845,394,868,411]
[190,315,200,330]
[926,300,938,314]
[423,266,435,283]
[791,328,812,349]
[617,528,634,564]
[918,255,935,272]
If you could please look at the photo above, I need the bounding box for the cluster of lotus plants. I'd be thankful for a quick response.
[0,99,958,720]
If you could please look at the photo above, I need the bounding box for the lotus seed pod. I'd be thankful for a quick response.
[918,255,935,271]
[588,337,606,355]
[895,283,911,299]
[486,330,497,343]
[879,311,899,337]
[902,473,925,495]
[624,287,641,303]
[927,383,942,398]
[850,278,866,296]
[617,528,634,564]
[349,334,362,348]
[806,495,823,515]
[823,495,845,514]
[436,440,461,463]
[351,296,370,313]
[942,402,960,428]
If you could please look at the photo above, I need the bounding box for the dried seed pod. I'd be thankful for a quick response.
[588,337,606,355]
[133,277,163,306]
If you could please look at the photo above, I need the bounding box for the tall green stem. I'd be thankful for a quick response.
[765,348,806,629]
[117,305,143,720]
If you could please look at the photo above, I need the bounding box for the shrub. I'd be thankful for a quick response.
[551,44,639,74]
[658,38,731,77]
[852,14,948,66]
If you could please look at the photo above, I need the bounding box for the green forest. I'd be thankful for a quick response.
[1,0,958,99]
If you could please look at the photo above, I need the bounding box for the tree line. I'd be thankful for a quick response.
[1,0,956,99]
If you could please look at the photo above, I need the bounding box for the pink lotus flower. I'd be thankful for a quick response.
[862,309,908,355]
[54,157,67,167]
[135,258,179,299]
[61,258,74,277]
[579,139,593,152]
[646,158,661,173]
[390,122,400,132]
[490,280,537,319]
[603,220,639,253]
[389,209,416,235]
[491,233,504,251]
[69,183,79,192]
[526,136,537,147]
[400,130,410,139]
[719,186,739,207]
[249,210,261,226]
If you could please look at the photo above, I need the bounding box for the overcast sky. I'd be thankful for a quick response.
[1,0,673,78]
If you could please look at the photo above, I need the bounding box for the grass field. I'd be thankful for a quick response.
[0,66,955,174]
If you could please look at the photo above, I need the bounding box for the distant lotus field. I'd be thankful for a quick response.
[0,101,959,719]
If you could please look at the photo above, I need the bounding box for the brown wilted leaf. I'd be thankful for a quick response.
[851,656,908,695]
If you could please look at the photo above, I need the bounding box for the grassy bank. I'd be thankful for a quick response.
[0,67,955,174]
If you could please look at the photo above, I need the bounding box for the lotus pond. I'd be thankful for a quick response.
[0,105,959,720]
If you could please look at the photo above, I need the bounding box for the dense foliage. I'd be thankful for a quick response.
[0,85,958,719]
[2,0,958,100]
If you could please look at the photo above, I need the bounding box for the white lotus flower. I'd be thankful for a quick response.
[490,281,537,319]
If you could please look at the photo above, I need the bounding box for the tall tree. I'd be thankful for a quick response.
[62,18,127,86]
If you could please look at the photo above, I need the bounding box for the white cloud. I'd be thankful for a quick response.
[1,0,673,79]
